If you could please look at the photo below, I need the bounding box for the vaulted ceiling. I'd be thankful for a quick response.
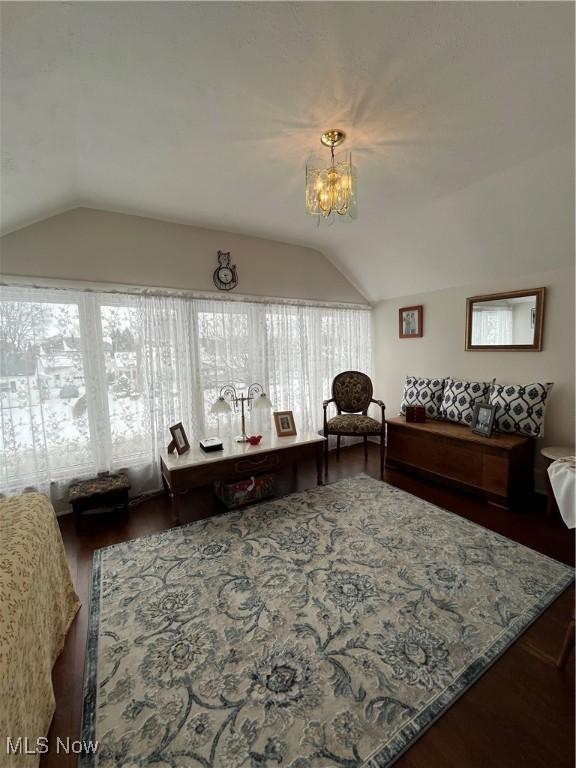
[1,2,573,302]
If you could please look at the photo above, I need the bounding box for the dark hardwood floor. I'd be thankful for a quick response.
[45,444,575,768]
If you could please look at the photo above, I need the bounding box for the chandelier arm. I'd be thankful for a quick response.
[219,384,238,409]
[247,382,263,396]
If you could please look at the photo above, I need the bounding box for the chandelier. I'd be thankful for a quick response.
[211,382,272,442]
[305,130,354,220]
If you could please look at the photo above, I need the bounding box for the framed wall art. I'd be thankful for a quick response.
[399,305,423,338]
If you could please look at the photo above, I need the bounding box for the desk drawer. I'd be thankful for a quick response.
[163,441,322,493]
[233,452,281,474]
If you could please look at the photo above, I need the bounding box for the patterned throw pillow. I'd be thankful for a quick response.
[440,378,492,425]
[488,382,553,438]
[400,376,445,419]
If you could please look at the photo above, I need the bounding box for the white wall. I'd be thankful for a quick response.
[373,267,575,488]
[0,207,367,305]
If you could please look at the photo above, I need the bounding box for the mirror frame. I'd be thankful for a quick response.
[465,287,545,351]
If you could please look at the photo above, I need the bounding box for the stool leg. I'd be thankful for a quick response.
[336,435,341,459]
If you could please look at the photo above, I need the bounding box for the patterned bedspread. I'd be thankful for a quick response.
[0,493,80,766]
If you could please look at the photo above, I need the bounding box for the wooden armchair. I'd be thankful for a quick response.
[323,370,386,479]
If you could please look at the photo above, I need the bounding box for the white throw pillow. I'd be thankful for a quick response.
[489,382,553,438]
[440,378,493,425]
[400,376,445,420]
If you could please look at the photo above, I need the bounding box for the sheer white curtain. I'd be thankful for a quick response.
[0,285,371,501]
[472,307,513,345]
[264,304,371,432]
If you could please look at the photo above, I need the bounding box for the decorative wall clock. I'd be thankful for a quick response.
[213,250,238,291]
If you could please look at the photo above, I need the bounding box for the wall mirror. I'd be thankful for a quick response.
[465,288,545,351]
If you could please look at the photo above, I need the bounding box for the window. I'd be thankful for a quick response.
[472,307,513,346]
[0,286,371,499]
[100,301,149,464]
[0,293,92,491]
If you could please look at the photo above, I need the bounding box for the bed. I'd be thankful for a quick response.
[0,493,80,766]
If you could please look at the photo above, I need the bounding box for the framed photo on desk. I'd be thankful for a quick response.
[274,410,297,437]
[168,422,190,454]
[471,403,496,438]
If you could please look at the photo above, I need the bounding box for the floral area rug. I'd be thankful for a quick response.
[82,475,573,768]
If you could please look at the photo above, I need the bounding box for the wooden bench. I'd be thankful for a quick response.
[386,415,534,509]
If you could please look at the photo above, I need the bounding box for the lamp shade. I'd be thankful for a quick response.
[252,392,273,410]
[211,396,232,415]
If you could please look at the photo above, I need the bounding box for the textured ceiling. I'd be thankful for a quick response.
[1,2,574,301]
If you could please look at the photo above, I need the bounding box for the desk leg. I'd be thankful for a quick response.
[316,448,323,485]
[170,493,182,527]
[161,465,181,526]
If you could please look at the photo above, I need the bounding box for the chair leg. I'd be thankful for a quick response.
[364,436,368,462]
[324,434,329,476]
[336,435,341,459]
[380,433,385,480]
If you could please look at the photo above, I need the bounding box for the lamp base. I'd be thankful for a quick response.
[235,435,250,443]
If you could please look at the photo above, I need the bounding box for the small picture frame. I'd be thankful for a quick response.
[399,305,423,338]
[168,422,190,454]
[273,410,297,437]
[471,403,496,438]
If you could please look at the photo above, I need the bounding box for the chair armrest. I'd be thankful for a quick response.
[323,398,335,410]
[371,398,386,421]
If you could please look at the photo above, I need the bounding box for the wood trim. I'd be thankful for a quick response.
[465,287,545,351]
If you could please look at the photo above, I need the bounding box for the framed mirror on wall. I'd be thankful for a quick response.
[465,288,545,351]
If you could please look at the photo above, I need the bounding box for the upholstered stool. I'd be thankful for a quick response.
[69,471,130,515]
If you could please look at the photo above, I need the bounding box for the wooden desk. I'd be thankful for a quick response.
[160,431,325,523]
[386,415,534,509]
